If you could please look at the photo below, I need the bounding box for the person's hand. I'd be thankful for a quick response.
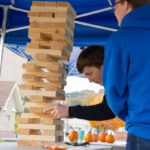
[43,103,69,119]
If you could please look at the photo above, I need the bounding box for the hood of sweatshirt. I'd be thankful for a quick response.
[121,4,150,29]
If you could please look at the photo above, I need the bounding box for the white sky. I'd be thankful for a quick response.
[64,76,104,93]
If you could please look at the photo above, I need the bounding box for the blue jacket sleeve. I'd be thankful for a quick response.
[102,44,129,121]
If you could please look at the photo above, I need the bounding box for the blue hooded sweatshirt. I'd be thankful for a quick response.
[103,4,150,140]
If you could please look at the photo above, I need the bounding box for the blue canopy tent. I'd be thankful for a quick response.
[0,0,118,76]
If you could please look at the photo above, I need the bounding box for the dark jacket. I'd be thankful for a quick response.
[69,95,115,121]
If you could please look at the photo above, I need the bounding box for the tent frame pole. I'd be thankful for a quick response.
[0,5,8,75]
[76,6,112,19]
[75,20,117,32]
[0,4,29,68]
[6,26,29,33]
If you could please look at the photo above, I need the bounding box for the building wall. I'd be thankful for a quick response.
[0,95,16,130]
[0,47,26,83]
[0,130,15,138]
[0,110,15,130]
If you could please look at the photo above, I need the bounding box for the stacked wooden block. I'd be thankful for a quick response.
[17,1,76,146]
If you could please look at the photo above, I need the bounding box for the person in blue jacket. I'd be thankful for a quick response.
[103,0,150,149]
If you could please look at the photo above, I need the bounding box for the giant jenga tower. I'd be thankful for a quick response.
[17,1,76,146]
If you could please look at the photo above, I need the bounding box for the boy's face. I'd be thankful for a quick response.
[83,66,103,86]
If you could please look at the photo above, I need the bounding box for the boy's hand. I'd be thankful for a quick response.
[43,104,69,119]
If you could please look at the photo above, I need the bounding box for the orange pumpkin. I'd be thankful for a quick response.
[105,134,115,143]
[84,133,92,142]
[98,132,108,142]
[92,133,98,142]
[68,130,78,142]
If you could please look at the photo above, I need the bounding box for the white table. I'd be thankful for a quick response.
[91,141,126,150]
[0,142,112,150]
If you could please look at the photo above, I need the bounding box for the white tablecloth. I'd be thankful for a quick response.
[91,141,126,148]
[0,142,112,150]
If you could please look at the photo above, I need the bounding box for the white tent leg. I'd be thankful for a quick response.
[0,6,8,75]
[0,32,5,75]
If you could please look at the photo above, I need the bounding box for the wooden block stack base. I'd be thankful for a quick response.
[17,117,64,146]
[17,1,76,147]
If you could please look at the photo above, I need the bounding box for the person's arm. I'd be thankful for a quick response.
[102,37,128,121]
[43,103,69,119]
[69,95,115,120]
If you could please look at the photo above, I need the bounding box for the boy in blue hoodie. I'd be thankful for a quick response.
[103,0,150,149]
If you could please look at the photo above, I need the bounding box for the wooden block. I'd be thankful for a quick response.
[51,32,73,42]
[23,62,40,71]
[34,55,67,71]
[20,89,59,98]
[28,95,65,102]
[57,2,70,8]
[29,11,54,18]
[33,50,70,60]
[52,94,65,101]
[44,1,57,7]
[29,12,74,28]
[43,130,64,136]
[23,102,52,109]
[30,6,68,13]
[29,16,68,23]
[18,124,59,130]
[19,84,39,90]
[58,136,64,142]
[18,135,58,142]
[28,11,40,17]
[20,88,65,99]
[28,95,50,103]
[25,72,63,79]
[16,118,40,124]
[34,53,57,62]
[27,42,52,49]
[22,74,42,82]
[30,21,67,29]
[29,32,73,47]
[33,61,64,70]
[41,119,64,126]
[30,107,43,113]
[26,42,40,49]
[21,81,63,91]
[30,33,73,47]
[32,1,45,6]
[32,1,57,7]
[29,22,74,39]
[44,84,64,91]
[57,2,76,19]
[23,82,47,89]
[51,41,72,51]
[21,113,53,119]
[39,12,55,17]
[33,53,69,62]
[28,27,71,36]
[17,129,30,135]
[23,102,51,113]
[46,74,64,82]
[28,32,51,40]
[26,48,65,58]
[17,129,41,135]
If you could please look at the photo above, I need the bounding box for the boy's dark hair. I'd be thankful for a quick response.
[123,0,150,9]
[77,45,104,73]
